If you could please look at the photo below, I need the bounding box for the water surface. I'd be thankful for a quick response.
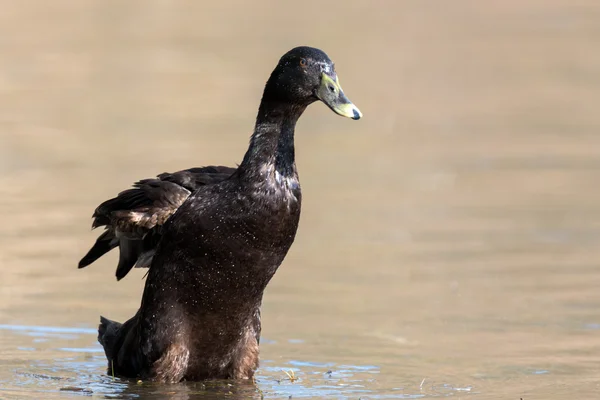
[1,1,600,398]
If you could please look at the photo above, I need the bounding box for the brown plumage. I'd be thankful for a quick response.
[79,166,235,280]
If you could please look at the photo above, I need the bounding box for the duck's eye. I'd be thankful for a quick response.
[299,58,307,67]
[328,85,336,93]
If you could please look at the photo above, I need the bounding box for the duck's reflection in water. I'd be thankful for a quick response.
[112,379,263,400]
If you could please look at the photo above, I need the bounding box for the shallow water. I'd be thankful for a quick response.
[1,1,600,398]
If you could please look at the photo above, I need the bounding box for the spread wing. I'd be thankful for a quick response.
[78,166,236,280]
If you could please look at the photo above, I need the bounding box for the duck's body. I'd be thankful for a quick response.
[82,47,361,382]
[100,104,304,381]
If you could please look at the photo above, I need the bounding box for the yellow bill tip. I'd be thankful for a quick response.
[333,102,362,120]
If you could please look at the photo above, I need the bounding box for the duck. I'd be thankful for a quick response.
[80,46,361,383]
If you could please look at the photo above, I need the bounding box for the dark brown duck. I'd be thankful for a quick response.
[79,46,361,383]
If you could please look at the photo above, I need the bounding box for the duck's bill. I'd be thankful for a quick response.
[316,73,362,120]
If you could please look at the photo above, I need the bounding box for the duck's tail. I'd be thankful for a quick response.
[98,316,122,362]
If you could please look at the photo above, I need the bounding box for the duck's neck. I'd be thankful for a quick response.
[239,99,307,181]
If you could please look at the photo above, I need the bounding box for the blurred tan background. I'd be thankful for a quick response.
[1,1,600,398]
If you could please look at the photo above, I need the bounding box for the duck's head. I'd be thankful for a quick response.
[264,46,362,120]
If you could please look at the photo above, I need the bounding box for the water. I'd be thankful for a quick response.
[1,1,600,398]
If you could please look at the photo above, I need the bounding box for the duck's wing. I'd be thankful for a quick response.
[78,166,236,280]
